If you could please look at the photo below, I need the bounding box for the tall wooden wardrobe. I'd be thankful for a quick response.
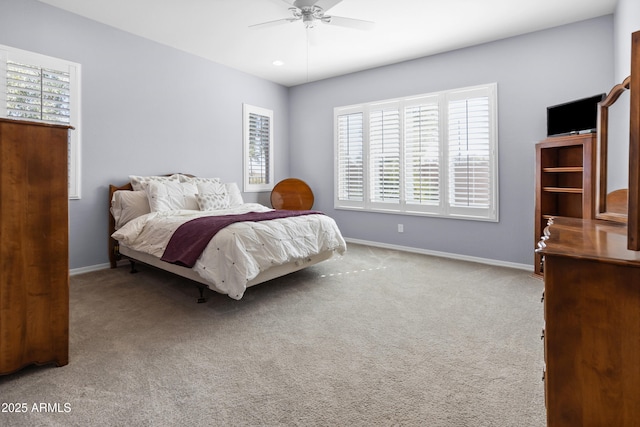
[0,118,71,375]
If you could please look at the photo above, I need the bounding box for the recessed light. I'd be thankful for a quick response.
[272,60,284,66]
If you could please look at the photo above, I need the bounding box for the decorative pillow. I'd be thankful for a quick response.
[146,180,199,212]
[179,176,221,186]
[111,190,150,229]
[225,182,244,207]
[129,174,180,191]
[196,192,230,211]
[194,181,229,210]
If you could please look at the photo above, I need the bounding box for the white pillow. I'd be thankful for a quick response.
[225,182,244,207]
[110,190,151,229]
[195,181,229,210]
[129,174,180,191]
[146,180,198,212]
[196,180,226,195]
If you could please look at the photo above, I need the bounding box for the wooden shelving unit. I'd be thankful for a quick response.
[534,133,596,275]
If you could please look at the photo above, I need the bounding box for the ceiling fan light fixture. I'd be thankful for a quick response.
[250,0,374,32]
[303,18,316,28]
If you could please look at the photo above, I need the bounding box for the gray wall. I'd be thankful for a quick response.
[0,0,290,269]
[288,16,614,267]
[614,0,640,81]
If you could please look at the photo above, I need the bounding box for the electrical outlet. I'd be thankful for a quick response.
[398,224,404,233]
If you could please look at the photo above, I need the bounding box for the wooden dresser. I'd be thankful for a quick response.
[537,216,640,426]
[536,29,640,427]
[0,118,70,375]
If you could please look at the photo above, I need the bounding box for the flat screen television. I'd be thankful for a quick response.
[546,93,605,137]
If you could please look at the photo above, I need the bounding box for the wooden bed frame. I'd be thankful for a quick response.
[108,175,336,302]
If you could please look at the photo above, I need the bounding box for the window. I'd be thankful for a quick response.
[243,104,274,192]
[0,44,82,199]
[334,83,498,221]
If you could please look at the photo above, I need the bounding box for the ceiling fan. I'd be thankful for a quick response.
[250,0,375,30]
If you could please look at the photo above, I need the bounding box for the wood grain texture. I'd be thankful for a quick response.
[0,118,70,375]
[629,31,640,249]
[270,178,314,210]
[539,217,640,426]
[533,134,596,275]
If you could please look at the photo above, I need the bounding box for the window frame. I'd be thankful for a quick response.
[334,83,498,222]
[0,44,82,200]
[243,103,274,193]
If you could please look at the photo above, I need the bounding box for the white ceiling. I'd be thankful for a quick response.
[38,0,617,87]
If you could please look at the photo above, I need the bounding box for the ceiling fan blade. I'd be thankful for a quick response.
[249,17,298,29]
[315,0,343,12]
[325,15,375,31]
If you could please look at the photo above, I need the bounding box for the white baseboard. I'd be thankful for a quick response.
[344,237,534,272]
[70,263,110,276]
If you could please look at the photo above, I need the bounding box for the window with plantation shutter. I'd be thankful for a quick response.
[404,99,440,207]
[446,87,495,219]
[369,105,400,205]
[243,104,274,192]
[0,45,82,199]
[6,61,71,124]
[334,83,498,221]
[336,111,364,202]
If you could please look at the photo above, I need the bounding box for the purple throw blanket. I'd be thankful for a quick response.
[160,210,324,267]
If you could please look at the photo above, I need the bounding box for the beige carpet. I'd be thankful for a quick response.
[0,243,545,426]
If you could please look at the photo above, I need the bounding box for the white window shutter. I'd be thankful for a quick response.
[337,112,364,202]
[448,96,491,209]
[369,106,400,204]
[6,61,71,124]
[248,112,270,184]
[243,104,274,192]
[404,102,440,206]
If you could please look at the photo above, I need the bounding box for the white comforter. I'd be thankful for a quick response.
[111,203,346,299]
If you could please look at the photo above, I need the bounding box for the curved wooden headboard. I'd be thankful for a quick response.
[270,178,314,210]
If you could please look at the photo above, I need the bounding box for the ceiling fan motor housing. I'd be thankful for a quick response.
[298,5,326,28]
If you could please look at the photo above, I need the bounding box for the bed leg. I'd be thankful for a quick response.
[197,286,207,304]
[129,260,138,274]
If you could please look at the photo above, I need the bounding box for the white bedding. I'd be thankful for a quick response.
[111,203,346,299]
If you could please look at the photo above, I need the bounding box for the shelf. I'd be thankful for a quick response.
[535,134,596,276]
[542,166,583,173]
[543,187,583,194]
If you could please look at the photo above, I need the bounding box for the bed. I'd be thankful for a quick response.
[108,174,346,301]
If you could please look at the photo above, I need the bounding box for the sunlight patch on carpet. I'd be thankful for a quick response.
[320,266,387,278]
